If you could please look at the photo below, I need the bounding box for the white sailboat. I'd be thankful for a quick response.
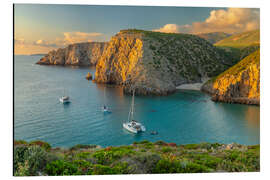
[59,89,70,104]
[123,90,146,133]
[102,86,110,113]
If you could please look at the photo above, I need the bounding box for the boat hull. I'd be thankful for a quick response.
[123,123,138,133]
[59,98,70,104]
[123,122,145,134]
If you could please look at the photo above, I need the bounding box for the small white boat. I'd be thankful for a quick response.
[102,86,111,113]
[123,90,145,133]
[102,105,109,113]
[59,96,70,104]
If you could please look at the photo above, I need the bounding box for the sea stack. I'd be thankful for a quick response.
[94,29,231,95]
[86,72,93,80]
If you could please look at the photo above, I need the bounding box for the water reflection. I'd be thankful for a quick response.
[245,106,260,127]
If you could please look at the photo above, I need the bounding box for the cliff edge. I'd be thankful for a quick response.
[202,49,260,105]
[36,42,107,66]
[94,29,230,95]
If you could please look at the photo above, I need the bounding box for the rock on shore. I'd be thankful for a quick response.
[36,42,107,66]
[201,50,260,105]
[94,29,230,95]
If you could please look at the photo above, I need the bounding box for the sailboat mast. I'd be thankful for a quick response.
[131,89,135,120]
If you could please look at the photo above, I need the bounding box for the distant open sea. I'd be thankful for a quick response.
[14,55,260,147]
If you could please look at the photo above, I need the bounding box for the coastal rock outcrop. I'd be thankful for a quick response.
[94,29,230,95]
[86,72,93,80]
[201,50,260,105]
[36,42,107,66]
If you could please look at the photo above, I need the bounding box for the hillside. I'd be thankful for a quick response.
[196,32,231,44]
[202,49,260,105]
[14,140,259,175]
[215,30,260,48]
[94,29,231,95]
[214,30,260,65]
[36,42,107,66]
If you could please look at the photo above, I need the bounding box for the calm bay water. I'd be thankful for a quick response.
[14,55,260,147]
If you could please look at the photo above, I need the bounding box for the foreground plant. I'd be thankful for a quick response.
[13,140,260,176]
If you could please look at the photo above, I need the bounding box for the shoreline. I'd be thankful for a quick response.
[176,78,209,91]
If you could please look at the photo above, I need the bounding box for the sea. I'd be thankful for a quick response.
[14,55,260,147]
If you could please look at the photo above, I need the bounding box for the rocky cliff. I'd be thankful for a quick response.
[201,50,260,105]
[36,42,107,66]
[94,29,230,95]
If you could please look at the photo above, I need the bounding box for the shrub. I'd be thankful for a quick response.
[14,160,30,176]
[92,164,117,175]
[14,145,49,176]
[190,153,222,169]
[183,144,200,149]
[74,152,91,160]
[139,140,152,144]
[14,145,28,173]
[72,160,93,175]
[92,147,135,165]
[112,162,131,174]
[46,160,78,175]
[14,140,28,146]
[154,159,211,173]
[161,147,173,153]
[135,153,161,173]
[29,140,51,151]
[70,144,97,151]
[154,141,167,146]
[23,146,49,175]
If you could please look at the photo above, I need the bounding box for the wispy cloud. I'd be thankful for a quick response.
[15,31,104,54]
[153,8,260,34]
[33,39,58,48]
[62,32,103,45]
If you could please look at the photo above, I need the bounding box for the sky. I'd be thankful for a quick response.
[14,4,260,55]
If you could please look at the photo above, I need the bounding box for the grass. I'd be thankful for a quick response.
[14,140,260,175]
[215,30,260,49]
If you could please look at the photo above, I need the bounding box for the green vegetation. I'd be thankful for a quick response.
[119,29,231,80]
[214,30,260,64]
[14,140,260,176]
[197,32,231,44]
[215,30,260,49]
[209,49,259,83]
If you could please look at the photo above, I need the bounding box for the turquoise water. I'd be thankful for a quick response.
[14,55,260,147]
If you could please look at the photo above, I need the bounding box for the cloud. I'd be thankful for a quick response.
[153,8,259,34]
[153,24,181,33]
[33,39,58,48]
[153,24,192,34]
[14,31,104,54]
[62,32,103,45]
[14,38,25,48]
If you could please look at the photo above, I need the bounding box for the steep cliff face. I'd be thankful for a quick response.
[94,29,230,95]
[36,42,107,66]
[202,50,260,105]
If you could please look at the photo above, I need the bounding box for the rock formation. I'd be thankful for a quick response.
[201,50,260,105]
[94,29,230,95]
[36,42,107,66]
[86,72,93,80]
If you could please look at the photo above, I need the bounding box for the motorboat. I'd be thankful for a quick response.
[102,105,110,113]
[59,96,70,104]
